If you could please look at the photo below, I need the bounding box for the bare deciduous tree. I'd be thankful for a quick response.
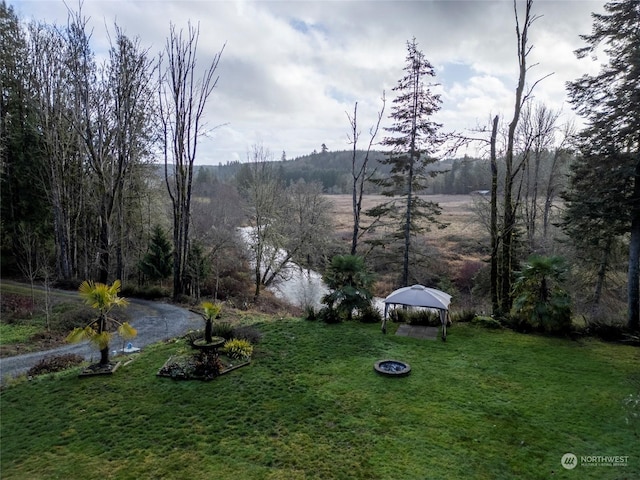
[239,145,333,298]
[499,0,552,315]
[68,11,156,283]
[346,93,385,255]
[282,180,333,276]
[239,145,287,297]
[518,103,572,252]
[158,22,224,298]
[489,115,500,315]
[28,21,83,281]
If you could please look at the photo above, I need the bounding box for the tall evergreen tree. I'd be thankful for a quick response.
[139,225,173,285]
[0,2,50,274]
[368,38,446,287]
[566,0,640,329]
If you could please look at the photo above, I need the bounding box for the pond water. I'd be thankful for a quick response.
[238,227,385,312]
[238,227,328,309]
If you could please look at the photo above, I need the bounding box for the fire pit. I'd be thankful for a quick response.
[374,359,411,377]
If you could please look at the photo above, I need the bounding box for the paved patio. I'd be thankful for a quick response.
[395,324,439,340]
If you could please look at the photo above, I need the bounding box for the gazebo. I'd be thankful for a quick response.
[381,284,452,340]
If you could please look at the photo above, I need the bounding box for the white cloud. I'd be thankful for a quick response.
[11,0,606,164]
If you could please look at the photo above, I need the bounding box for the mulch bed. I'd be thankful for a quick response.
[78,361,122,377]
[157,354,250,381]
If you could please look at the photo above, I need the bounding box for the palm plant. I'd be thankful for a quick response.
[67,280,137,365]
[511,255,572,333]
[201,301,222,343]
[322,255,374,321]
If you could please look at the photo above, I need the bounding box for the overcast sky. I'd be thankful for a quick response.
[12,0,605,164]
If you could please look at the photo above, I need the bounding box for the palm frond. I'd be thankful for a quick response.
[66,326,93,344]
[118,322,137,340]
[78,279,129,312]
[91,332,112,350]
[201,302,222,321]
[78,280,100,308]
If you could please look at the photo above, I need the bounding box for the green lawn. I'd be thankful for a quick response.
[1,318,638,479]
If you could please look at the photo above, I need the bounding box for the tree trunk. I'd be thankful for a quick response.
[591,239,611,315]
[500,0,532,315]
[350,103,360,256]
[98,200,111,283]
[542,149,560,240]
[402,162,413,287]
[160,25,223,300]
[348,96,384,255]
[100,346,110,365]
[351,166,360,255]
[205,319,213,343]
[489,115,500,315]
[628,158,640,330]
[98,314,109,365]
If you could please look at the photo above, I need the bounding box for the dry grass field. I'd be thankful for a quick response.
[324,194,489,263]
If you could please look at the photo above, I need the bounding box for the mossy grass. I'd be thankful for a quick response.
[1,319,638,479]
[1,283,83,350]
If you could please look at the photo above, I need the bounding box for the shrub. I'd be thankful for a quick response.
[582,321,640,344]
[27,354,84,376]
[121,285,170,300]
[223,338,253,360]
[1,293,35,319]
[317,307,342,324]
[455,260,484,293]
[54,306,96,333]
[158,355,193,379]
[210,322,234,340]
[356,305,382,324]
[450,309,476,323]
[391,308,441,326]
[232,325,263,344]
[52,278,81,291]
[471,315,503,329]
[193,351,223,379]
[214,272,252,301]
[304,306,318,321]
[389,309,408,323]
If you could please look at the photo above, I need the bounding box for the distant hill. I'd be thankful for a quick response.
[160,150,487,195]
[198,150,459,194]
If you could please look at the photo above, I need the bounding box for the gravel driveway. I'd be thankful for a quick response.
[0,299,201,384]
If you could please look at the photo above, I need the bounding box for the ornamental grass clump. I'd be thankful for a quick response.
[223,338,253,360]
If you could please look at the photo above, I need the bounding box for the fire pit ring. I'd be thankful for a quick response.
[374,359,411,377]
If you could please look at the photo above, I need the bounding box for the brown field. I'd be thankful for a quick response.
[324,194,488,261]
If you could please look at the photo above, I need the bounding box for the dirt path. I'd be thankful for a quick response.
[0,298,201,384]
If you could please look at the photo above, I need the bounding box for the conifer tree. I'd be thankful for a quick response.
[368,38,446,287]
[140,225,173,285]
[565,0,640,329]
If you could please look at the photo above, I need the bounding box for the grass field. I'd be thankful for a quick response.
[324,194,489,270]
[324,194,483,238]
[2,318,638,479]
[0,282,88,357]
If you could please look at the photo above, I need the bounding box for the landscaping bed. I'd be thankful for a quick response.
[158,352,250,380]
